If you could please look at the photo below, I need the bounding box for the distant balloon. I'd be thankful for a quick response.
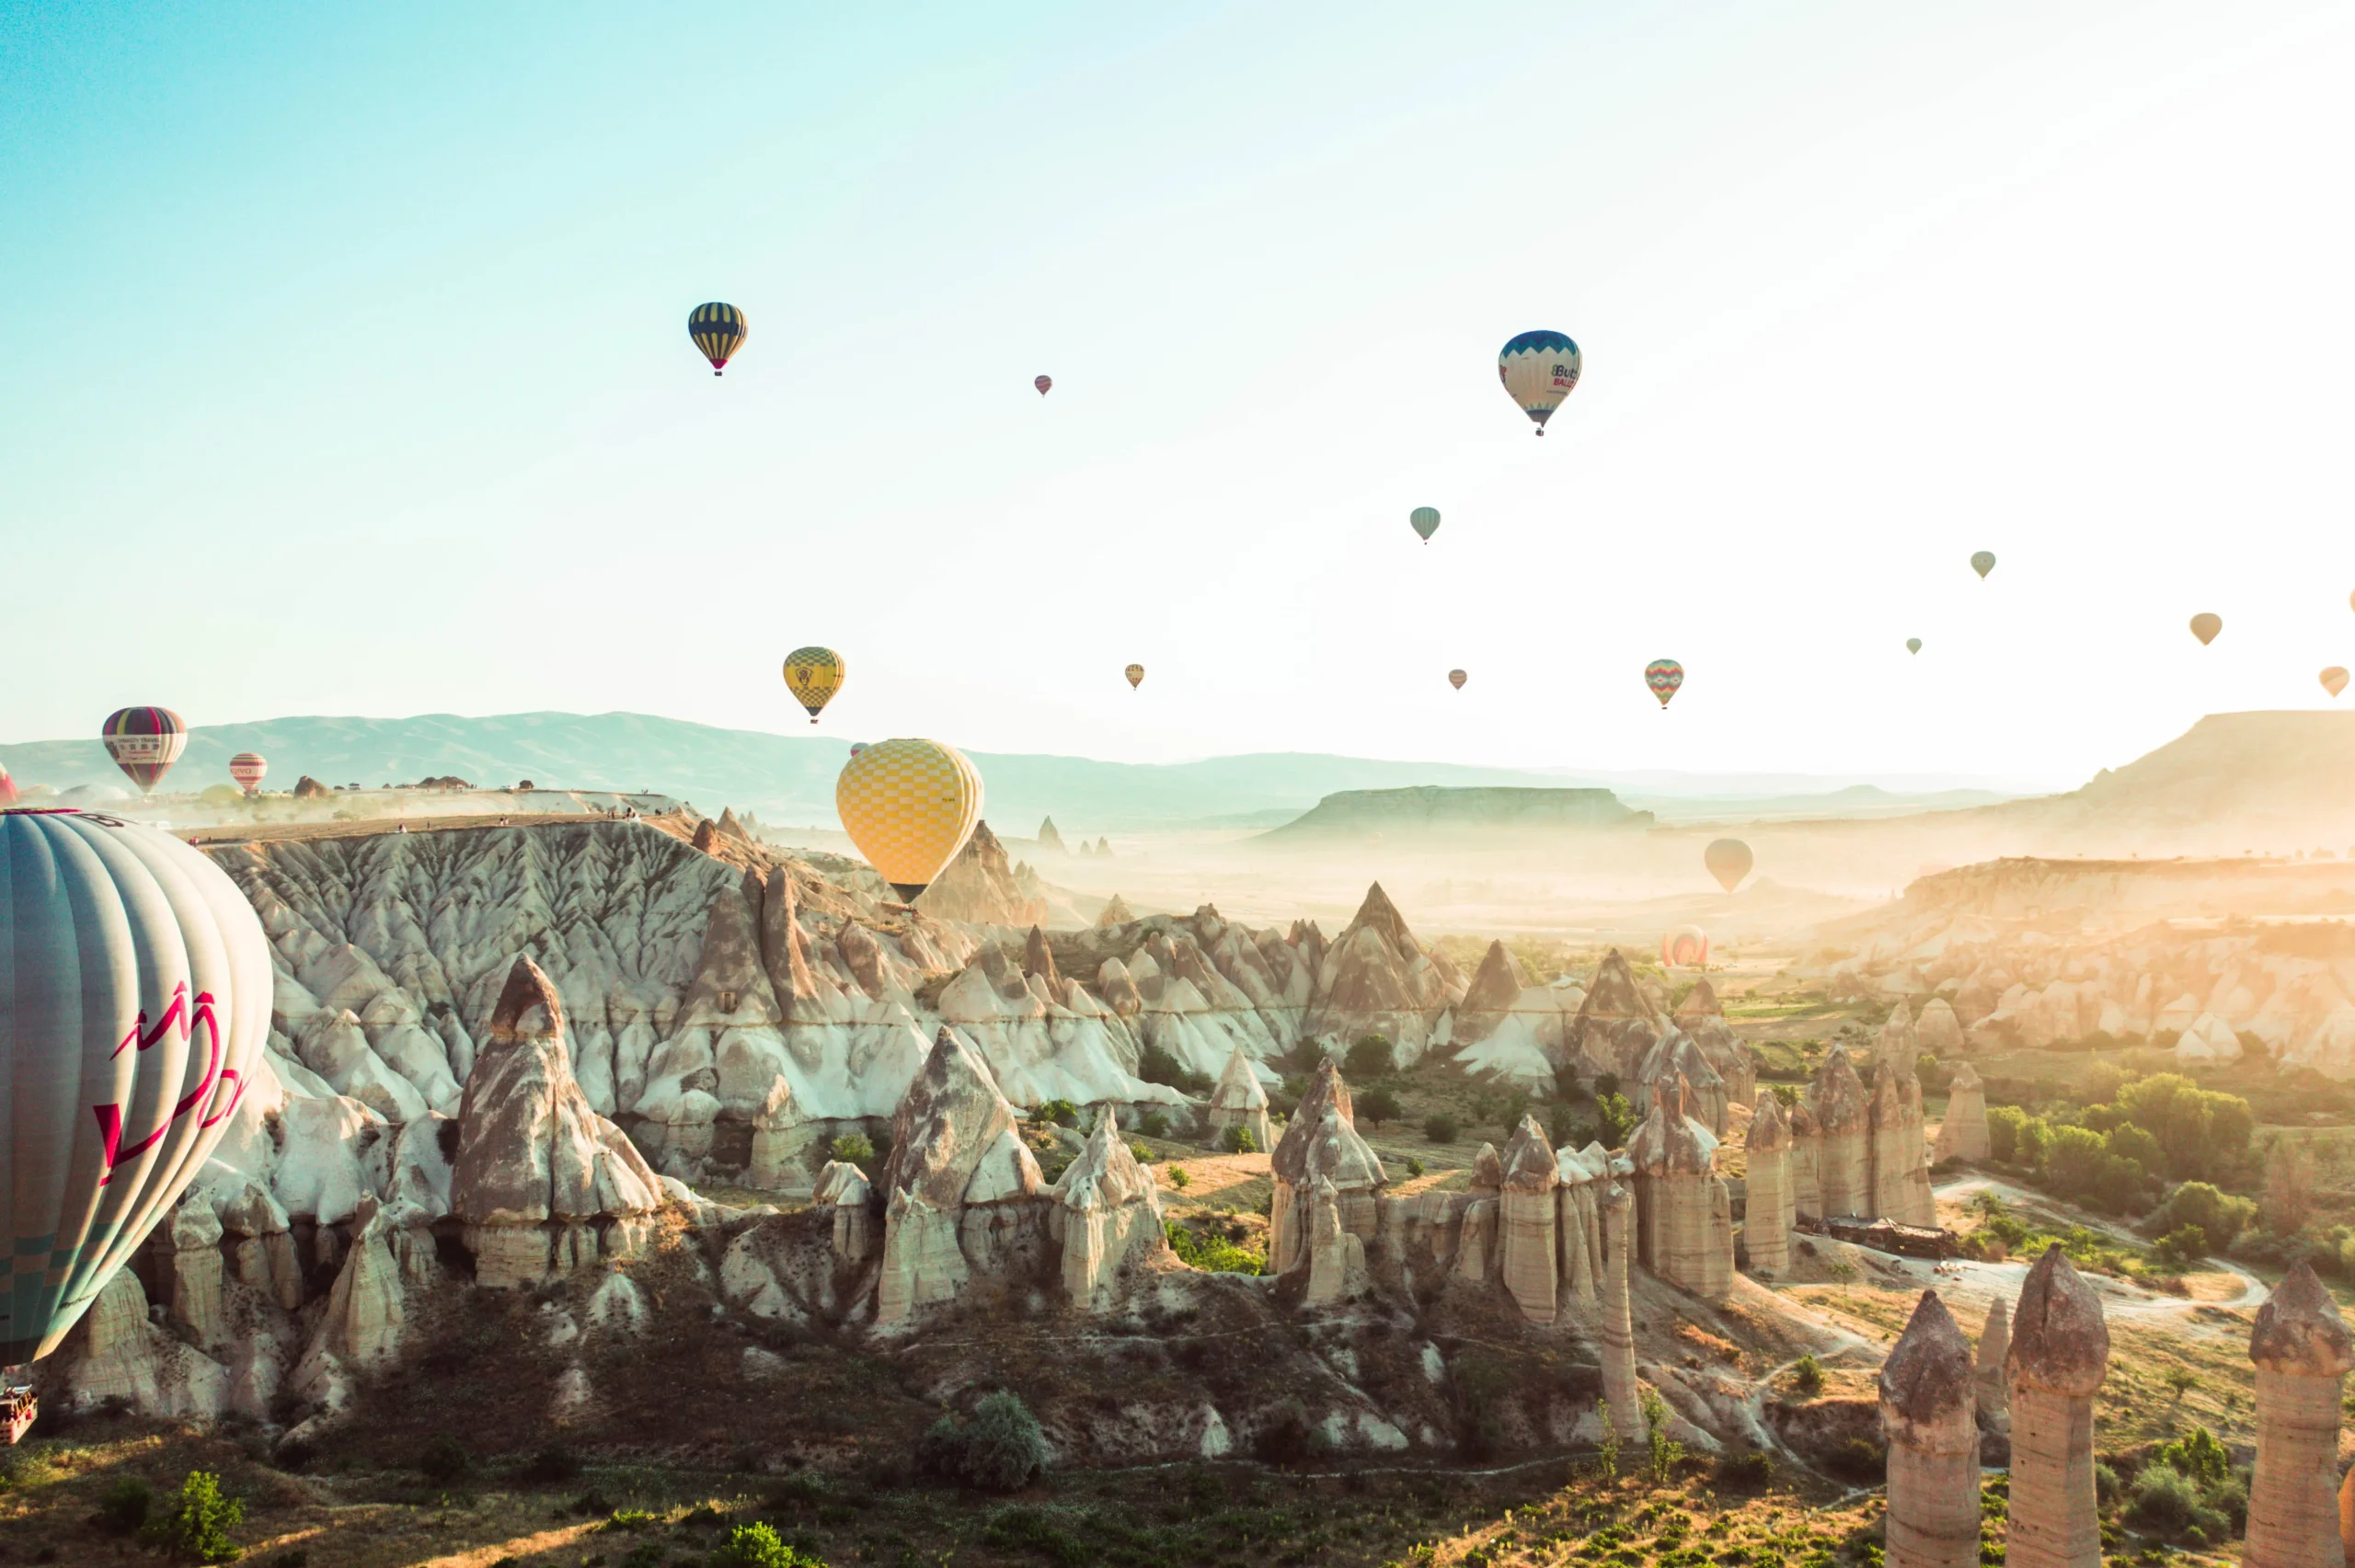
[1705,838,1753,893]
[2188,612,2222,646]
[1660,925,1709,967]
[1905,638,1923,655]
[227,754,267,796]
[0,809,270,1363]
[688,303,746,376]
[2324,667,2350,699]
[102,708,187,794]
[1644,659,1684,708]
[782,647,844,724]
[1497,330,1581,436]
[849,742,868,757]
[835,738,982,902]
[1124,663,1144,689]
[1035,375,1052,396]
[1448,669,1467,690]
[1970,551,1996,579]
[0,764,16,807]
[1409,507,1441,543]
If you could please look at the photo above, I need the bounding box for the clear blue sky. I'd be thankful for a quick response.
[3,1,2349,786]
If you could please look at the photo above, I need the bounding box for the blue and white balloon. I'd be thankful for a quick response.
[1498,329,1581,436]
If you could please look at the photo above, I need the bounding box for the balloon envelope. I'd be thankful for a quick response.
[227,754,267,795]
[2188,612,2222,646]
[1124,664,1144,689]
[1906,638,1923,655]
[835,738,982,902]
[1644,659,1684,708]
[1035,375,1051,395]
[783,647,845,723]
[0,809,270,1362]
[1660,925,1709,967]
[0,766,16,808]
[689,303,746,374]
[1447,669,1466,690]
[2324,668,2349,699]
[1970,551,1996,579]
[102,707,187,794]
[1705,838,1753,893]
[1497,330,1581,435]
[1409,507,1441,542]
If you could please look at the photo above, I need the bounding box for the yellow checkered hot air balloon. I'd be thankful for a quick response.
[836,738,982,902]
[782,647,844,724]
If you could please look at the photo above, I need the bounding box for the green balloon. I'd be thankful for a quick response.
[1906,638,1922,655]
[1970,551,1995,579]
[1409,507,1441,543]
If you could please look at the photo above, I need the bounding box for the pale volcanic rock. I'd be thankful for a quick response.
[1977,1296,2012,1428]
[747,1079,813,1196]
[1268,1059,1386,1276]
[1873,1001,1919,1078]
[215,1174,304,1311]
[451,958,664,1289]
[274,1093,387,1228]
[1448,943,1576,1084]
[60,1269,229,1420]
[935,943,1183,1111]
[1299,1174,1369,1309]
[299,1196,413,1375]
[2005,1246,2110,1568]
[1932,1061,1990,1164]
[1740,1095,1793,1276]
[2175,1011,2244,1065]
[1554,1142,1609,1302]
[875,1028,1043,1325]
[1496,1116,1560,1323]
[165,1200,230,1352]
[1672,979,1756,1108]
[2245,1260,2353,1568]
[1597,1184,1648,1443]
[1021,926,1061,989]
[1809,1047,1871,1219]
[1565,948,1670,1083]
[1632,1031,1729,1136]
[1626,1076,1733,1300]
[1915,998,1965,1059]
[1036,817,1068,854]
[814,1160,876,1263]
[1302,883,1463,1066]
[1207,1046,1274,1152]
[1096,894,1135,928]
[1051,1117,1166,1308]
[1879,1290,1982,1568]
[296,1008,431,1123]
[1787,1099,1822,1219]
[1868,1069,1937,1227]
[918,821,1049,926]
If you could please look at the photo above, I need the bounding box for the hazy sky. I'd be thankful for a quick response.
[4,1,2349,788]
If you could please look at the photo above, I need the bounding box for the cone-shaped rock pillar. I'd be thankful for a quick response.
[1976,1297,2011,1429]
[1598,1183,1647,1443]
[1879,1290,1982,1568]
[2004,1246,2109,1568]
[2246,1259,2353,1568]
[1742,1095,1792,1276]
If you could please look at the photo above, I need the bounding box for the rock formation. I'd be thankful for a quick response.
[1206,1046,1273,1152]
[1554,1142,1609,1303]
[814,1160,875,1263]
[1873,1001,1919,1077]
[58,1269,228,1420]
[1933,1061,1990,1164]
[1268,1059,1386,1276]
[1809,1047,1871,1219]
[1096,894,1133,927]
[1671,979,1756,1108]
[1880,1290,1982,1568]
[1051,1118,1165,1308]
[1036,817,1067,854]
[1626,1075,1733,1300]
[1597,1182,1648,1442]
[1298,1174,1369,1309]
[1787,1098,1822,1219]
[875,1028,1043,1325]
[451,958,664,1288]
[1301,883,1464,1065]
[2005,1246,2109,1568]
[1497,1116,1559,1323]
[1741,1094,1792,1276]
[1916,997,1965,1059]
[1632,1030,1729,1136]
[1976,1296,2011,1428]
[2245,1259,2352,1568]
[1867,1068,1937,1227]
[918,821,1051,926]
[1564,949,1668,1084]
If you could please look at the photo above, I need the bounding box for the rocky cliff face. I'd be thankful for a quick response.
[1302,883,1465,1065]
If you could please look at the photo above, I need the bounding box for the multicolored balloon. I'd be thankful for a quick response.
[689,302,746,376]
[1410,507,1441,543]
[1644,659,1684,708]
[1705,838,1753,893]
[0,764,17,807]
[1035,375,1052,396]
[2189,612,2222,647]
[849,742,868,757]
[0,808,270,1363]
[1906,638,1923,655]
[102,707,187,794]
[835,738,982,902]
[1660,925,1709,967]
[782,647,844,724]
[2324,668,2349,699]
[1498,330,1581,436]
[1970,551,1996,579]
[227,754,267,796]
[1448,669,1467,690]
[1124,664,1144,689]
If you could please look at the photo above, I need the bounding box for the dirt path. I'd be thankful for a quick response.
[1935,1175,2268,1313]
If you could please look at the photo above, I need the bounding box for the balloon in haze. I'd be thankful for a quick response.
[227,754,267,796]
[849,742,868,757]
[2188,612,2222,647]
[1497,330,1581,436]
[101,707,187,794]
[781,647,844,724]
[2325,667,2349,699]
[1906,638,1922,655]
[1660,925,1709,967]
[1970,551,1996,579]
[1448,669,1467,690]
[835,738,982,902]
[1705,839,1753,893]
[1409,507,1441,543]
[1034,375,1051,396]
[0,809,270,1363]
[688,303,746,376]
[1124,663,1144,690]
[0,765,16,807]
[1644,659,1684,708]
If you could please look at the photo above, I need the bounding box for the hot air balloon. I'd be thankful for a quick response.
[2324,668,2349,699]
[1644,660,1683,708]
[0,765,17,807]
[1035,375,1052,396]
[1409,507,1441,543]
[1660,925,1709,967]
[101,708,187,794]
[1906,638,1923,655]
[1497,330,1581,436]
[1970,551,1996,579]
[689,302,746,376]
[1124,664,1144,690]
[0,808,270,1364]
[227,754,267,796]
[782,647,844,724]
[1705,838,1752,893]
[849,742,868,757]
[1448,669,1467,690]
[835,738,982,902]
[2188,612,2222,646]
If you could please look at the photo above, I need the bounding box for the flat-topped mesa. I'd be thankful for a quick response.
[1497,1115,1560,1322]
[1627,1074,1733,1300]
[2005,1246,2110,1568]
[1051,1118,1166,1309]
[452,957,664,1289]
[1787,1098,1823,1219]
[1564,948,1668,1083]
[1741,1094,1793,1276]
[875,1028,1044,1326]
[1976,1297,2012,1427]
[1932,1061,1990,1164]
[1633,1030,1728,1136]
[1267,1059,1385,1276]
[1671,978,1756,1108]
[1206,1047,1274,1153]
[2246,1260,2354,1568]
[1809,1047,1871,1219]
[1868,1068,1937,1227]
[1880,1290,1982,1568]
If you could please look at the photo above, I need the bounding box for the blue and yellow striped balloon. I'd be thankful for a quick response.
[689,303,747,376]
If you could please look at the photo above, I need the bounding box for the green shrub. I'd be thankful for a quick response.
[1218,1125,1258,1155]
[1823,1438,1886,1483]
[2152,1183,2257,1255]
[1168,1166,1189,1189]
[918,1391,1049,1493]
[2153,1226,2211,1270]
[1165,1219,1262,1275]
[1639,1389,1684,1485]
[1422,1114,1460,1145]
[1716,1450,1774,1489]
[1788,1355,1824,1397]
[1344,1035,1395,1080]
[139,1470,244,1563]
[1357,1088,1402,1127]
[1138,1044,1212,1096]
[709,1520,826,1566]
[1596,1093,1637,1150]
[98,1474,153,1534]
[1406,1158,1424,1179]
[1033,1099,1080,1128]
[418,1433,473,1484]
[829,1131,876,1167]
[2124,1463,2220,1540]
[2154,1425,2232,1489]
[1137,1111,1170,1140]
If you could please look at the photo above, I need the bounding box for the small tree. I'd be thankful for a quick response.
[1218,1125,1258,1155]
[1422,1113,1459,1145]
[1639,1389,1683,1487]
[1594,1398,1619,1479]
[1358,1087,1403,1127]
[1827,1259,1858,1297]
[1168,1166,1190,1189]
[830,1131,876,1168]
[1789,1354,1825,1396]
[2165,1367,2199,1403]
[1344,1034,1395,1080]
[140,1470,244,1563]
[1596,1093,1637,1150]
[712,1521,825,1567]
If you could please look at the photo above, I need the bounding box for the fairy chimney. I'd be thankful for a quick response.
[1741,1094,1793,1276]
[1880,1290,1982,1568]
[2004,1246,2109,1568]
[2246,1259,2353,1568]
[1597,1182,1648,1443]
[1497,1115,1560,1323]
[1932,1061,1990,1164]
[1976,1296,2011,1429]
